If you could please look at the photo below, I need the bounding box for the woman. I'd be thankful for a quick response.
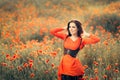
[50,20,100,80]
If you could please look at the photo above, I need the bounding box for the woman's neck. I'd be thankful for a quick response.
[71,34,78,38]
[70,35,79,41]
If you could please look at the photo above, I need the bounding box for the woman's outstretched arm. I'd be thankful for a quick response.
[50,27,67,40]
[82,30,100,44]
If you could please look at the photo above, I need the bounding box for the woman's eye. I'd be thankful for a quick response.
[72,26,76,28]
[69,26,76,28]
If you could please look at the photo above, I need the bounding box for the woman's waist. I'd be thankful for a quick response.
[64,53,76,58]
[64,48,80,57]
[61,74,83,78]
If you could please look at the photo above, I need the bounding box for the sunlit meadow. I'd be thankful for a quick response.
[0,0,120,80]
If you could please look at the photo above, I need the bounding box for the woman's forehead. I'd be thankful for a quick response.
[69,22,76,26]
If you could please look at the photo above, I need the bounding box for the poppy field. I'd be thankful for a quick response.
[0,0,120,80]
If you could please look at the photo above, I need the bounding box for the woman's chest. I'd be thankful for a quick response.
[64,38,81,50]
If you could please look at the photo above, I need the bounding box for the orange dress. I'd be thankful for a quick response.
[50,28,100,80]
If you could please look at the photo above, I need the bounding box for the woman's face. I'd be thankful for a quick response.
[69,22,78,36]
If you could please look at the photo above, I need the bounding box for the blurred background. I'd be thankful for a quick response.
[0,0,120,80]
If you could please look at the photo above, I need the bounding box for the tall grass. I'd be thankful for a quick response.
[0,0,120,80]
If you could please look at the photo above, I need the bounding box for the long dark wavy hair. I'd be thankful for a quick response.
[67,20,83,37]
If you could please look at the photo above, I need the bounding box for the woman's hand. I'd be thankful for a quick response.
[63,26,68,34]
[63,26,67,30]
[82,30,90,37]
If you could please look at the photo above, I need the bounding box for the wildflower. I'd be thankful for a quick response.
[6,54,11,60]
[2,52,5,55]
[30,73,35,78]
[93,61,99,66]
[114,69,119,73]
[83,65,88,69]
[46,59,49,63]
[28,59,33,63]
[94,76,99,80]
[29,63,33,68]
[39,27,48,35]
[115,63,119,66]
[90,26,94,31]
[12,53,20,61]
[37,50,42,53]
[103,40,108,45]
[94,68,98,74]
[97,58,102,62]
[23,63,28,68]
[1,62,7,66]
[17,66,23,71]
[9,65,14,69]
[103,74,107,79]
[90,78,94,80]
[83,76,88,80]
[51,51,57,57]
[44,70,49,74]
[106,65,111,71]
[57,48,61,51]
[80,78,86,80]
[5,31,10,38]
[51,63,55,68]
[45,1,50,7]
[28,59,33,68]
